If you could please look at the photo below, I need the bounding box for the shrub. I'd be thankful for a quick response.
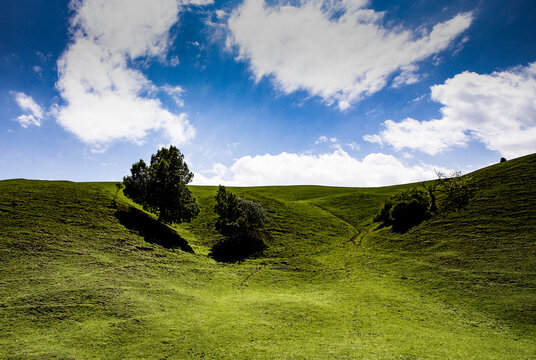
[214,185,268,236]
[212,185,269,262]
[438,172,472,211]
[374,188,430,232]
[373,199,393,226]
[390,189,430,232]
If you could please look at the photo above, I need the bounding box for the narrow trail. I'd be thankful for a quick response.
[239,266,264,286]
[344,227,371,251]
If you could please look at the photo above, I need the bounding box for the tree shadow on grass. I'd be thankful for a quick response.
[114,206,193,253]
[209,231,266,263]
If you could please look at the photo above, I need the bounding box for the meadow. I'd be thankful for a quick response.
[1,154,535,359]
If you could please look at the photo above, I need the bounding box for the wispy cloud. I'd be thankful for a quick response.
[228,0,473,109]
[365,62,536,158]
[54,0,211,151]
[315,135,338,144]
[12,92,43,127]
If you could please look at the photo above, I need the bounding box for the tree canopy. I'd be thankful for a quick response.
[211,185,268,262]
[123,146,200,224]
[214,185,268,236]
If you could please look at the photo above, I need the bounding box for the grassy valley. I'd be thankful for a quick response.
[1,155,535,359]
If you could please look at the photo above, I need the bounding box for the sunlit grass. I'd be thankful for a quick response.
[1,154,535,359]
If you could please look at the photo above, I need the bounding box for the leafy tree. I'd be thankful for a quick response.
[374,188,430,232]
[211,185,268,262]
[123,146,200,224]
[214,185,268,235]
[438,171,472,211]
[389,188,430,232]
[421,170,446,213]
[214,185,241,235]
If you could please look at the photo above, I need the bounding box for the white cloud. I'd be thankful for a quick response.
[168,55,180,67]
[315,135,338,144]
[161,85,185,106]
[187,0,213,5]
[55,0,205,150]
[194,149,446,187]
[12,92,44,127]
[364,118,468,155]
[392,65,421,88]
[216,9,227,19]
[227,0,472,109]
[13,92,43,118]
[15,114,41,128]
[365,63,536,158]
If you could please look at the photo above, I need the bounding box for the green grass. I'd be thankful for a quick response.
[1,155,535,359]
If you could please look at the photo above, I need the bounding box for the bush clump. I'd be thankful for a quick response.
[375,188,430,232]
[211,185,268,262]
[438,172,473,212]
[375,171,474,232]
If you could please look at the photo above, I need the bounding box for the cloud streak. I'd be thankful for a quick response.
[228,0,473,109]
[12,92,44,127]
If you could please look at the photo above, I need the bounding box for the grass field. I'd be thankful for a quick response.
[1,154,535,359]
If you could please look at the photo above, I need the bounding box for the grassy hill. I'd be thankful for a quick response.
[1,154,535,359]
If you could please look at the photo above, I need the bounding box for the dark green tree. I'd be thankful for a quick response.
[214,185,268,235]
[374,188,430,232]
[211,185,268,262]
[438,171,472,211]
[123,146,200,224]
[214,185,241,235]
[389,188,430,232]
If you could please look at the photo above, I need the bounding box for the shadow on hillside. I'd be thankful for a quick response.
[114,206,193,253]
[210,231,267,263]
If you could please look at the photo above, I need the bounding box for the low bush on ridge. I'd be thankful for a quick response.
[375,171,473,232]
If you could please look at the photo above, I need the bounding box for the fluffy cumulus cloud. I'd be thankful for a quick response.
[55,0,210,150]
[227,0,473,109]
[194,149,445,187]
[12,92,44,127]
[365,63,536,158]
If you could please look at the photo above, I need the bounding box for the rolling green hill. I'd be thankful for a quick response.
[1,154,535,359]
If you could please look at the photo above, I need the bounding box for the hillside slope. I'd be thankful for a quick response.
[1,155,535,359]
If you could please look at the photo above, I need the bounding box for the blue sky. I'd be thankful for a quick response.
[1,0,535,186]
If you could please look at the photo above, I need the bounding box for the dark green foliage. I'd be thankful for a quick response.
[438,172,473,211]
[390,189,430,232]
[374,188,430,232]
[373,199,392,225]
[214,185,268,236]
[214,185,241,235]
[123,146,200,224]
[212,185,268,261]
[376,171,472,232]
